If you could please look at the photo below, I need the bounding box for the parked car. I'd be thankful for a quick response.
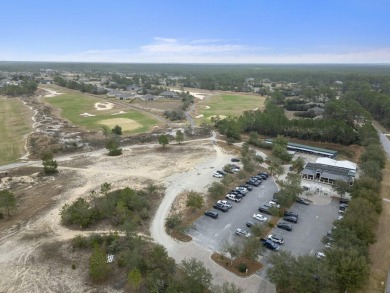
[339,203,348,208]
[260,238,280,251]
[230,190,244,198]
[325,243,333,248]
[338,215,344,220]
[268,234,284,244]
[252,180,261,186]
[226,194,241,202]
[217,200,232,209]
[269,200,280,208]
[244,184,253,191]
[235,228,251,237]
[231,158,240,162]
[204,210,218,219]
[213,203,229,213]
[296,197,310,205]
[246,180,257,186]
[284,210,299,218]
[234,189,247,196]
[316,252,326,259]
[338,207,346,214]
[246,221,255,228]
[277,222,292,231]
[339,198,349,204]
[213,172,223,178]
[253,213,268,222]
[283,216,298,223]
[236,186,248,193]
[258,205,271,215]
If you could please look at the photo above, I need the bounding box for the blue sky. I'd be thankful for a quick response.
[1,0,389,63]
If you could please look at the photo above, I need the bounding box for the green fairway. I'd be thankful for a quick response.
[44,93,160,134]
[0,98,33,165]
[196,93,266,124]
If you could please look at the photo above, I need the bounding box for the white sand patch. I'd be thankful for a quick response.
[253,108,258,111]
[95,102,114,111]
[204,106,210,109]
[111,111,126,115]
[172,89,207,100]
[195,114,204,118]
[43,89,62,97]
[80,112,96,117]
[208,115,227,120]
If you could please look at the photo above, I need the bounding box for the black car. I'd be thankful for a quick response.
[284,210,299,218]
[204,210,218,219]
[260,238,280,251]
[283,216,298,223]
[246,221,255,228]
[252,180,261,186]
[296,197,310,205]
[340,198,349,204]
[213,203,229,213]
[234,189,246,196]
[231,158,240,162]
[259,172,269,179]
[246,180,256,186]
[244,184,253,191]
[216,170,227,176]
[258,205,271,215]
[277,222,292,231]
[230,190,244,198]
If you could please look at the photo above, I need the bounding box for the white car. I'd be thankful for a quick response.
[213,172,223,178]
[325,243,333,248]
[217,200,232,209]
[316,252,326,259]
[235,228,251,238]
[253,213,267,222]
[268,234,284,244]
[235,187,248,194]
[226,194,241,202]
[338,215,344,220]
[269,200,280,208]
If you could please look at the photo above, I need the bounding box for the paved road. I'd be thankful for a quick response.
[375,126,390,160]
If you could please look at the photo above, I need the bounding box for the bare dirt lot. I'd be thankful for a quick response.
[0,141,218,293]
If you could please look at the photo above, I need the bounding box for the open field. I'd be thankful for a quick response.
[44,93,161,134]
[363,161,390,293]
[0,98,33,165]
[195,93,267,124]
[132,98,182,112]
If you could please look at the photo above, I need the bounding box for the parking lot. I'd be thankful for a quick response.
[188,171,341,279]
[188,176,279,252]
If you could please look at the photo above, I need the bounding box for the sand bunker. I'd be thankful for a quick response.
[204,106,210,109]
[95,102,114,111]
[195,114,204,118]
[111,111,126,115]
[98,118,141,131]
[80,112,96,117]
[208,115,227,120]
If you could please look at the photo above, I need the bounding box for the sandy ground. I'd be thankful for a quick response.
[0,139,241,292]
[98,118,141,131]
[95,102,114,111]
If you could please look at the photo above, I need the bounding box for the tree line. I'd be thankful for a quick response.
[0,81,37,96]
[53,76,107,95]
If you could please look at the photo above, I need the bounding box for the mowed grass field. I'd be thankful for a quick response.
[44,93,161,134]
[0,98,33,165]
[195,93,266,124]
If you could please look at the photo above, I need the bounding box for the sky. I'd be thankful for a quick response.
[1,0,390,63]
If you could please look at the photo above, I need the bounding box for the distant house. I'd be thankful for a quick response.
[40,79,53,84]
[141,94,157,101]
[308,107,325,116]
[160,91,180,99]
[127,84,140,91]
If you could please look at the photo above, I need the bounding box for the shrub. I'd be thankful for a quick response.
[72,235,88,249]
[238,263,247,273]
[165,214,181,229]
[268,222,274,228]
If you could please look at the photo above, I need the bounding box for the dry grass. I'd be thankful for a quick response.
[98,117,142,131]
[361,161,390,293]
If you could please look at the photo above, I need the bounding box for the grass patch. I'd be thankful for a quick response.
[211,252,263,277]
[0,98,33,165]
[44,93,160,134]
[196,93,266,124]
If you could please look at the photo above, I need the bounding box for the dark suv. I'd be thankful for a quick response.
[283,216,298,223]
[204,210,218,219]
[258,205,271,215]
[277,222,292,231]
[284,211,299,218]
[260,238,280,251]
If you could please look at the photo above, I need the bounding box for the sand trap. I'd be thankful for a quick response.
[98,118,141,131]
[253,108,258,111]
[95,102,114,111]
[195,114,204,118]
[204,106,210,109]
[80,112,96,117]
[43,89,62,97]
[111,111,126,115]
[208,115,227,120]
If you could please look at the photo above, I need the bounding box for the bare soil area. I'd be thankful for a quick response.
[0,141,217,293]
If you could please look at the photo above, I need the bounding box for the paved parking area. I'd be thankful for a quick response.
[188,177,278,252]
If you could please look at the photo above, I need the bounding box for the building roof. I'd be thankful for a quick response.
[315,158,357,171]
[265,139,337,156]
[302,161,356,182]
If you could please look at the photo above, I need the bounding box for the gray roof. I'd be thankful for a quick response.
[302,162,355,182]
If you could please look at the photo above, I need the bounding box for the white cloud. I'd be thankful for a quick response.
[2,38,390,63]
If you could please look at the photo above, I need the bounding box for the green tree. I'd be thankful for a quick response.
[158,134,169,148]
[180,258,212,293]
[128,268,142,290]
[207,182,226,200]
[111,125,122,136]
[89,244,109,281]
[186,191,204,209]
[105,138,122,156]
[42,151,58,175]
[333,180,351,199]
[242,236,264,262]
[292,157,305,172]
[0,189,17,217]
[175,130,184,144]
[223,241,241,265]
